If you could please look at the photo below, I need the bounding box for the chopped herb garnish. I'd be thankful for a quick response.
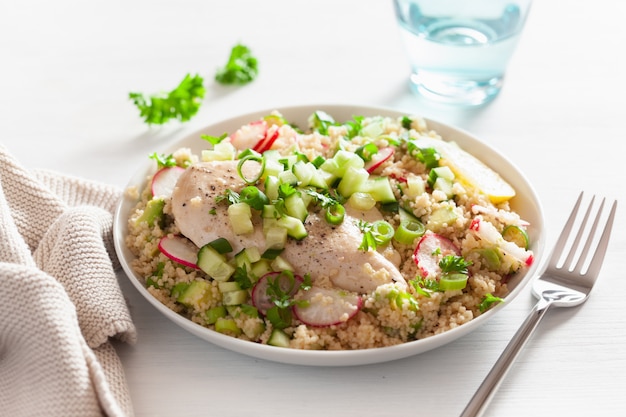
[439,255,472,275]
[129,73,205,125]
[215,44,258,85]
[233,265,253,290]
[401,116,412,130]
[310,110,336,135]
[201,133,229,146]
[215,189,240,205]
[149,152,177,169]
[479,293,504,312]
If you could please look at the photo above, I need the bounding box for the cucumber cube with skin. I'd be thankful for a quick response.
[197,245,235,281]
[177,279,214,310]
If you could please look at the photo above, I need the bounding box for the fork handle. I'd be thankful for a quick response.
[460,299,554,417]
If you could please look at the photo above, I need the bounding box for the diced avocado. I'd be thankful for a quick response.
[135,198,165,227]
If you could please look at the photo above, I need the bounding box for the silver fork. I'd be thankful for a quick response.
[460,192,617,417]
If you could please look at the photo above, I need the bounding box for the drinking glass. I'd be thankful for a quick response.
[393,0,532,106]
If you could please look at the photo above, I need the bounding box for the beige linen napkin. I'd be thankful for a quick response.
[0,145,137,417]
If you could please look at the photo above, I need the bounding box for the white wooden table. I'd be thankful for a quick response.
[2,1,624,416]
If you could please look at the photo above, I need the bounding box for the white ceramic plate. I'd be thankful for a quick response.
[113,104,546,366]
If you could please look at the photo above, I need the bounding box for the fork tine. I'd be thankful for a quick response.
[570,197,604,272]
[562,195,596,270]
[584,199,617,277]
[548,192,584,267]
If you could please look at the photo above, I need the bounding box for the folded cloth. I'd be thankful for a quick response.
[0,145,137,417]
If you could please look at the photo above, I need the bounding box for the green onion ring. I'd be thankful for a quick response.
[237,154,266,184]
[325,203,345,225]
[371,220,394,245]
[394,219,425,245]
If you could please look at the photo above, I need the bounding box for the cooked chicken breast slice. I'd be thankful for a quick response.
[171,160,406,293]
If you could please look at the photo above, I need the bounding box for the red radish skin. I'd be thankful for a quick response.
[365,147,395,173]
[251,272,304,315]
[158,235,199,269]
[412,233,461,278]
[253,124,280,153]
[151,166,185,198]
[293,287,362,327]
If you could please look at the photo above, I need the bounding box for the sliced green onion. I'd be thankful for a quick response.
[502,225,529,249]
[325,203,345,225]
[394,218,425,245]
[237,154,265,184]
[355,143,379,162]
[439,273,468,291]
[371,220,394,245]
[208,237,233,254]
[239,186,269,210]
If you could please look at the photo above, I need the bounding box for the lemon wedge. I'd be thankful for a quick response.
[414,137,516,204]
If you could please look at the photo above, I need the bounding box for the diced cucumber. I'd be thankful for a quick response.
[177,279,214,310]
[265,226,288,250]
[234,247,261,270]
[278,170,298,186]
[228,202,254,235]
[135,198,165,227]
[205,305,227,325]
[332,150,365,176]
[427,206,459,231]
[264,176,280,201]
[292,161,315,186]
[284,193,308,222]
[222,289,249,306]
[348,192,377,211]
[337,166,369,198]
[218,281,241,293]
[433,177,454,198]
[267,328,291,347]
[215,317,242,335]
[250,258,272,278]
[271,255,294,272]
[405,176,425,198]
[277,215,308,240]
[197,244,235,281]
[363,177,396,203]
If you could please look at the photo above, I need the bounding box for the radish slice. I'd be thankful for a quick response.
[158,235,199,269]
[254,124,280,153]
[251,272,303,315]
[293,287,362,327]
[230,120,267,150]
[151,166,185,198]
[365,146,394,173]
[412,232,461,278]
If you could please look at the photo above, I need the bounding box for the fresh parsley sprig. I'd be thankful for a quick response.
[129,73,205,125]
[215,44,258,85]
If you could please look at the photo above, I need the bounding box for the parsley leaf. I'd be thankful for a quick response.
[215,189,240,205]
[201,133,229,146]
[215,44,258,85]
[439,255,472,275]
[129,73,205,125]
[149,152,177,168]
[479,293,504,312]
